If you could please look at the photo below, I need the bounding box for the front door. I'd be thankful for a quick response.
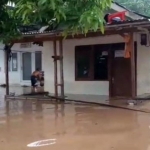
[22,52,32,81]
[112,50,132,97]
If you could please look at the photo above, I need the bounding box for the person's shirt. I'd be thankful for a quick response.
[32,71,42,79]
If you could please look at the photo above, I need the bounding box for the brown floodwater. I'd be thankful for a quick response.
[0,98,149,150]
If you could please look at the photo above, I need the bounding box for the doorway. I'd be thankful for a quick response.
[22,52,32,81]
[109,42,136,98]
[111,50,132,97]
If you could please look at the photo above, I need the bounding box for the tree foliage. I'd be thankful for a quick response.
[0,0,112,43]
[13,0,112,35]
[0,1,21,44]
[2,0,150,44]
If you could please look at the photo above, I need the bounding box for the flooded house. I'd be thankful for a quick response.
[2,2,150,99]
[14,18,149,99]
[0,1,141,86]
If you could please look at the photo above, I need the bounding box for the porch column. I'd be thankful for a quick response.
[59,39,65,98]
[120,33,136,98]
[53,40,58,97]
[130,33,136,98]
[4,50,9,95]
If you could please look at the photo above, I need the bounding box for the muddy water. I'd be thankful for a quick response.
[0,99,150,150]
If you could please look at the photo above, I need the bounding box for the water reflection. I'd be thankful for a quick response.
[6,101,9,116]
[5,100,65,116]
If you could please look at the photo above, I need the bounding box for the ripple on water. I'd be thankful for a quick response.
[27,139,56,147]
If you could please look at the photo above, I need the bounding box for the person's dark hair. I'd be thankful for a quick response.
[36,68,40,71]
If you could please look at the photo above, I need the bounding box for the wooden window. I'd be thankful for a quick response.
[94,45,109,80]
[75,44,109,81]
[75,46,92,80]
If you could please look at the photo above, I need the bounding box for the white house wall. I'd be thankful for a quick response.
[43,35,124,95]
[136,33,150,95]
[0,45,5,84]
[0,33,147,95]
[0,43,42,85]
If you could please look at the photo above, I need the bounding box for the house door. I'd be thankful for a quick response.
[22,52,32,81]
[112,50,132,97]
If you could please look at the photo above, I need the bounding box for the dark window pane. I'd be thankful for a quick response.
[94,46,108,80]
[12,53,18,71]
[22,52,32,80]
[35,51,42,70]
[75,46,91,79]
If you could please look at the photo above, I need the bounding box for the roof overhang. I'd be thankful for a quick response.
[13,20,150,43]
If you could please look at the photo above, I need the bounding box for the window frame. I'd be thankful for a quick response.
[75,44,110,81]
[75,45,93,81]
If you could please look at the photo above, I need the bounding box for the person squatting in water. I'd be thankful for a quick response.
[30,68,44,92]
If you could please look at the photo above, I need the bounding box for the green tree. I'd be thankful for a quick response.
[0,1,22,95]
[0,1,21,44]
[13,0,112,35]
[0,0,113,42]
